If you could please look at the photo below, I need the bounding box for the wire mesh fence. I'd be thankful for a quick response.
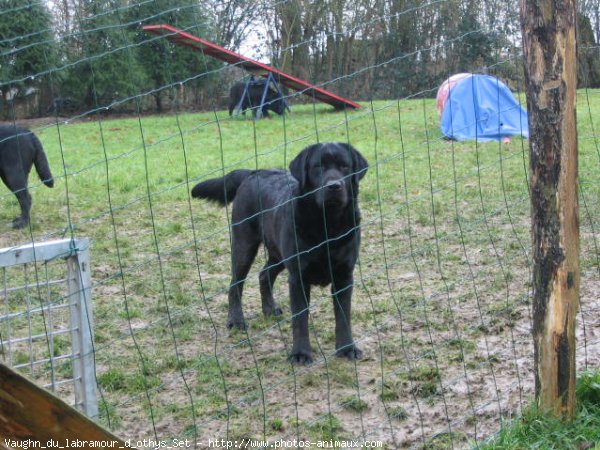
[0,0,599,448]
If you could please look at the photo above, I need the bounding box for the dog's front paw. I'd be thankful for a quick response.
[263,303,283,317]
[289,350,313,365]
[227,315,247,330]
[12,217,28,229]
[336,344,363,360]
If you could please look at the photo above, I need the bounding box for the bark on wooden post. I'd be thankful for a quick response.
[519,0,580,419]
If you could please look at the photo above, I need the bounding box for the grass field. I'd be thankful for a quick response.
[1,93,599,448]
[481,371,600,449]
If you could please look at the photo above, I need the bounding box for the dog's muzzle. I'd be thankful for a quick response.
[326,180,343,192]
[322,179,347,207]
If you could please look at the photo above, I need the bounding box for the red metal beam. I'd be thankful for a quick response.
[143,24,361,110]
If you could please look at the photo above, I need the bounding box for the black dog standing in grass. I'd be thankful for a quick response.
[0,125,54,229]
[228,80,287,119]
[192,142,368,364]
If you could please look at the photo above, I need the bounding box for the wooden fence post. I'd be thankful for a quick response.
[519,0,580,419]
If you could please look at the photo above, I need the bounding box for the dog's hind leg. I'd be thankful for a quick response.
[13,188,32,229]
[2,171,31,229]
[259,256,284,317]
[227,228,260,330]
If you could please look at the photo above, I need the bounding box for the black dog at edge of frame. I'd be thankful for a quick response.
[191,142,368,364]
[0,125,54,229]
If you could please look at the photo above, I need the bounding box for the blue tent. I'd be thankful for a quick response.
[439,74,529,141]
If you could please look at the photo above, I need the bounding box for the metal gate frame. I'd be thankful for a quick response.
[0,238,97,418]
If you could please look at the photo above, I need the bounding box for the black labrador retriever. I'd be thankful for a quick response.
[0,125,54,229]
[191,142,368,364]
[228,79,287,119]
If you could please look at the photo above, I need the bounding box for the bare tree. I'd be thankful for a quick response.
[208,0,266,50]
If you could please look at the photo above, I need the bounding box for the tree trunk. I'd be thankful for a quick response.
[275,1,302,76]
[154,92,163,113]
[520,0,580,419]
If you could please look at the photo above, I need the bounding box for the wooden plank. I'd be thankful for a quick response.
[143,24,361,110]
[0,364,127,446]
[520,0,580,419]
[0,239,90,268]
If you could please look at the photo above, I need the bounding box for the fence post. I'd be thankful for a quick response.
[519,0,580,419]
[67,241,98,418]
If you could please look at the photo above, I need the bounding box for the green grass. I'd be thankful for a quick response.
[306,413,344,441]
[1,94,598,445]
[340,395,369,412]
[97,367,161,394]
[482,372,600,449]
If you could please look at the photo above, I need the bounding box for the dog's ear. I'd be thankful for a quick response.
[340,143,368,183]
[289,143,320,190]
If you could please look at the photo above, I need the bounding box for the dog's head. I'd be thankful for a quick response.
[289,142,368,209]
[264,87,287,115]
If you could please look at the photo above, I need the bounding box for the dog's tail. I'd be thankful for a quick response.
[31,134,54,188]
[191,169,253,205]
